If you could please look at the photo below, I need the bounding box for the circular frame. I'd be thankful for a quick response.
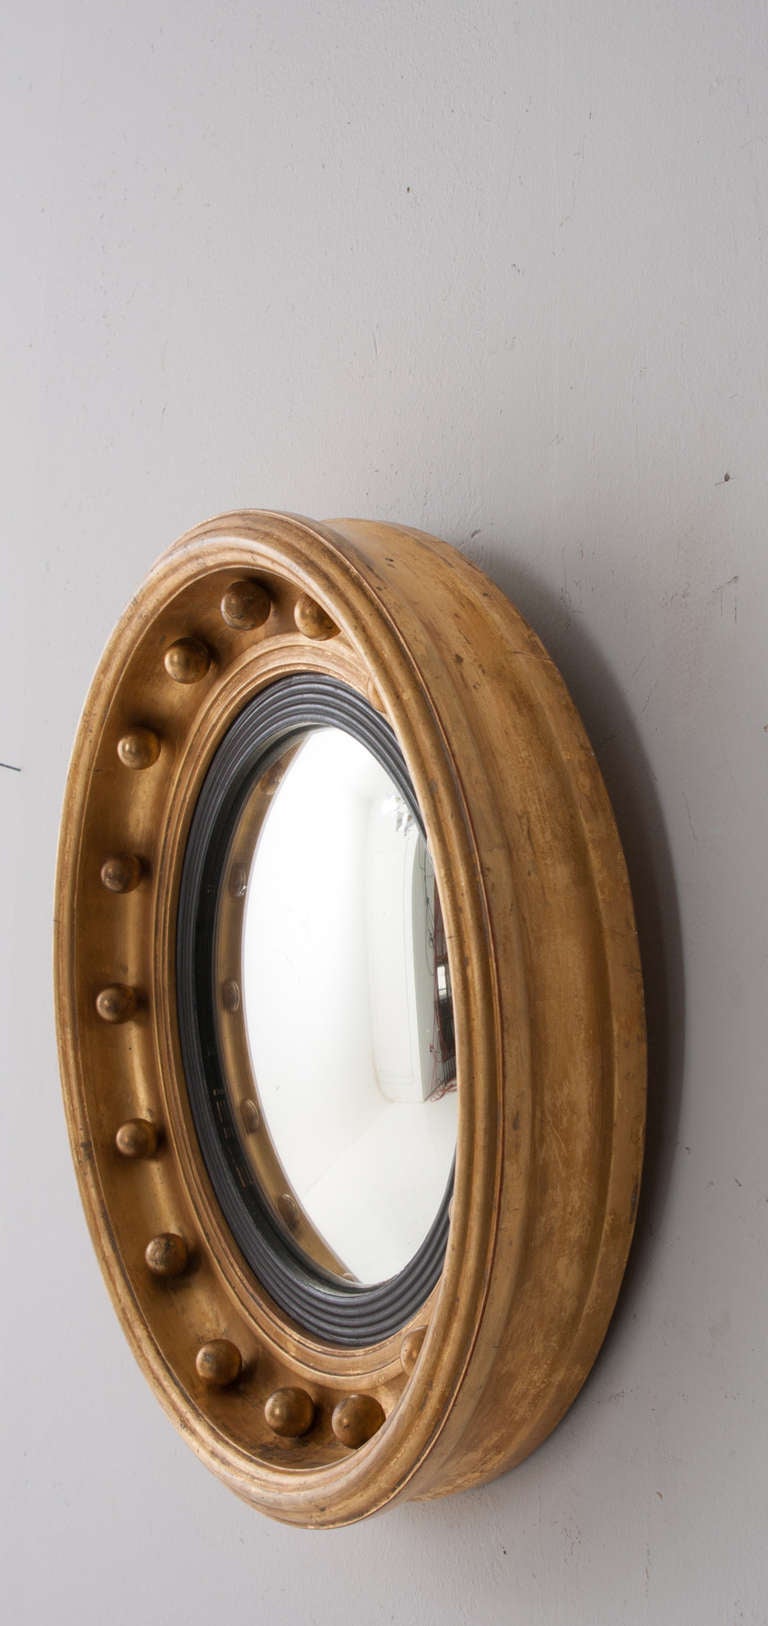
[55,510,646,1527]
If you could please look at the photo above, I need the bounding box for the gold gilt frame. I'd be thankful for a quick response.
[54,511,646,1527]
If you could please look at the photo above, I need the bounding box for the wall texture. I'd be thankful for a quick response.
[2,3,767,1622]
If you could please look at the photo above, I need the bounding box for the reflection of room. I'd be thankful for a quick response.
[241,727,457,1284]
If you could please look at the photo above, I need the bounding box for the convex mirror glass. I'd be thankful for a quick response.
[215,725,457,1287]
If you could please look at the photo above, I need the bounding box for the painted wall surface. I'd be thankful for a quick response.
[2,3,767,1622]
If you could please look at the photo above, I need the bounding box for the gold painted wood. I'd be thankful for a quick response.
[54,510,646,1527]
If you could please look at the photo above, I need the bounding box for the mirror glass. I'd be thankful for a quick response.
[214,726,457,1287]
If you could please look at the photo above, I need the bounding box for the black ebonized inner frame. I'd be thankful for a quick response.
[177,673,454,1346]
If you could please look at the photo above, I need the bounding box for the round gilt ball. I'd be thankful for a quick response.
[117,727,160,770]
[195,1339,243,1388]
[293,593,339,641]
[163,637,211,684]
[100,854,143,893]
[331,1393,385,1449]
[95,984,138,1024]
[115,1118,159,1159]
[220,579,272,631]
[264,1386,315,1438]
[145,1233,189,1278]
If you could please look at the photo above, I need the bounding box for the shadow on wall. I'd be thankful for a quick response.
[476,543,686,1340]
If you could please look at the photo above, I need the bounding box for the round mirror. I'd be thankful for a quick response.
[56,510,646,1522]
[177,675,457,1343]
[221,727,456,1285]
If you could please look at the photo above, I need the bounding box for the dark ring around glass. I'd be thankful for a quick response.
[176,673,454,1346]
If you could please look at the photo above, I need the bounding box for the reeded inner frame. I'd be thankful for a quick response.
[177,673,454,1345]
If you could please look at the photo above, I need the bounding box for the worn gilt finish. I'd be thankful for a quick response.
[55,510,646,1527]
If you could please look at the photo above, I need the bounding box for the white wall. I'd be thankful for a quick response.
[2,3,766,1622]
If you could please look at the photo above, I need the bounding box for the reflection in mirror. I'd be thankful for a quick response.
[215,726,456,1287]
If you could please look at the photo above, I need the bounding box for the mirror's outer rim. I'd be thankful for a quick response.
[54,510,646,1527]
